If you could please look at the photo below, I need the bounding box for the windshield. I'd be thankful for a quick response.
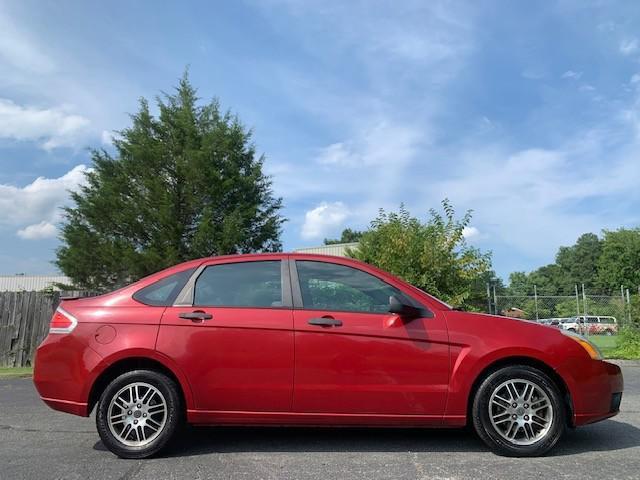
[407,284,453,309]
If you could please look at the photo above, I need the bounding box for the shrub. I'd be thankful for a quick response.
[608,327,640,359]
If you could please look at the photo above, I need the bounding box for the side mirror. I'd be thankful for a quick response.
[388,295,431,319]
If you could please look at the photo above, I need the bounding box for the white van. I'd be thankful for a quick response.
[560,316,618,335]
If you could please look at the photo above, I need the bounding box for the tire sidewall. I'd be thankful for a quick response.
[472,365,565,457]
[96,369,181,459]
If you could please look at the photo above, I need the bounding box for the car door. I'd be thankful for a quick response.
[291,258,450,419]
[157,257,294,412]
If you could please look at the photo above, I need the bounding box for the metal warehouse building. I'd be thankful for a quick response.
[0,275,74,292]
[293,242,359,257]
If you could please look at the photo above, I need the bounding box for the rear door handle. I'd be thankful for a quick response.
[308,317,342,327]
[179,311,212,321]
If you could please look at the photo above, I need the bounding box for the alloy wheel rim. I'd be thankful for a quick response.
[107,382,167,447]
[488,378,553,446]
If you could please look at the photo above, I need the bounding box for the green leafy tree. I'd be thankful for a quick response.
[507,271,532,296]
[555,233,602,293]
[507,233,604,296]
[597,228,640,294]
[350,200,491,307]
[323,228,364,245]
[631,295,640,326]
[57,74,284,290]
[527,264,565,295]
[468,270,505,312]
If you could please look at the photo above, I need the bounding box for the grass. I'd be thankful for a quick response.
[0,367,33,379]
[589,335,619,357]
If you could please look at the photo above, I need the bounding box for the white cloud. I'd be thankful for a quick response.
[0,165,89,237]
[462,226,480,239]
[0,99,91,150]
[17,221,57,240]
[0,7,136,153]
[631,73,640,84]
[620,38,639,56]
[301,202,350,240]
[270,1,473,70]
[101,130,114,145]
[316,121,422,168]
[561,70,582,80]
[429,134,640,261]
[0,9,55,73]
[269,119,426,211]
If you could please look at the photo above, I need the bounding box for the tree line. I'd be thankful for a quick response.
[507,230,640,296]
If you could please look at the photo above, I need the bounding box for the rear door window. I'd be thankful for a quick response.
[194,261,283,308]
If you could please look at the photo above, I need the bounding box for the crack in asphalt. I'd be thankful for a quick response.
[0,424,95,434]
[118,461,143,480]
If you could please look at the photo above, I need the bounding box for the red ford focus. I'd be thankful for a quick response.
[34,253,623,458]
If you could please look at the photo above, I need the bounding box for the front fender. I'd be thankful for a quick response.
[444,344,561,424]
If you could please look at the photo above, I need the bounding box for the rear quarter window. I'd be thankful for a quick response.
[133,268,196,306]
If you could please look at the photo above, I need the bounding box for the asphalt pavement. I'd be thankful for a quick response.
[2,363,640,480]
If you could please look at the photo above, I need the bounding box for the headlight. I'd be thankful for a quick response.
[561,329,602,360]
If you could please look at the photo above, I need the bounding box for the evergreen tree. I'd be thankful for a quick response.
[57,74,284,290]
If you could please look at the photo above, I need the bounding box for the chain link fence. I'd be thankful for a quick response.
[486,285,636,337]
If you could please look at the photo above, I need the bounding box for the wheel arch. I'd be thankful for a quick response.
[466,356,575,427]
[87,355,193,415]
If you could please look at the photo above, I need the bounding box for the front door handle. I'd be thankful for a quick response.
[179,311,212,321]
[308,317,342,327]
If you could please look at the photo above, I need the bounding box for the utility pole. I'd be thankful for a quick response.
[534,285,539,321]
[582,283,587,336]
[575,284,580,317]
[622,285,626,327]
[486,283,491,314]
[493,285,498,316]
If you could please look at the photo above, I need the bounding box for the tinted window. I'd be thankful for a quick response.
[194,261,282,307]
[133,268,196,306]
[587,316,599,323]
[296,261,414,313]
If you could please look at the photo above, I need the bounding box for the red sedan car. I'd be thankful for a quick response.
[34,254,623,458]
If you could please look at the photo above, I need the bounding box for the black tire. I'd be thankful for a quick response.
[472,365,565,457]
[96,369,182,459]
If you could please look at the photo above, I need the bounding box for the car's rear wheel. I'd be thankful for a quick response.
[472,365,565,457]
[96,370,182,459]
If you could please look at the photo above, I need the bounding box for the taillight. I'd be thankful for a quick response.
[49,307,78,334]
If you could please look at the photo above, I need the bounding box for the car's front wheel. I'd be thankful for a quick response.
[96,369,182,459]
[472,365,565,457]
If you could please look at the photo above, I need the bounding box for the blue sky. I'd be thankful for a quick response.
[1,0,639,281]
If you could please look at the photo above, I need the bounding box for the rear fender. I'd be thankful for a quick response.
[85,348,195,411]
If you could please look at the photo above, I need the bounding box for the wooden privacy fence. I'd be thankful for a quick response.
[0,291,93,368]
